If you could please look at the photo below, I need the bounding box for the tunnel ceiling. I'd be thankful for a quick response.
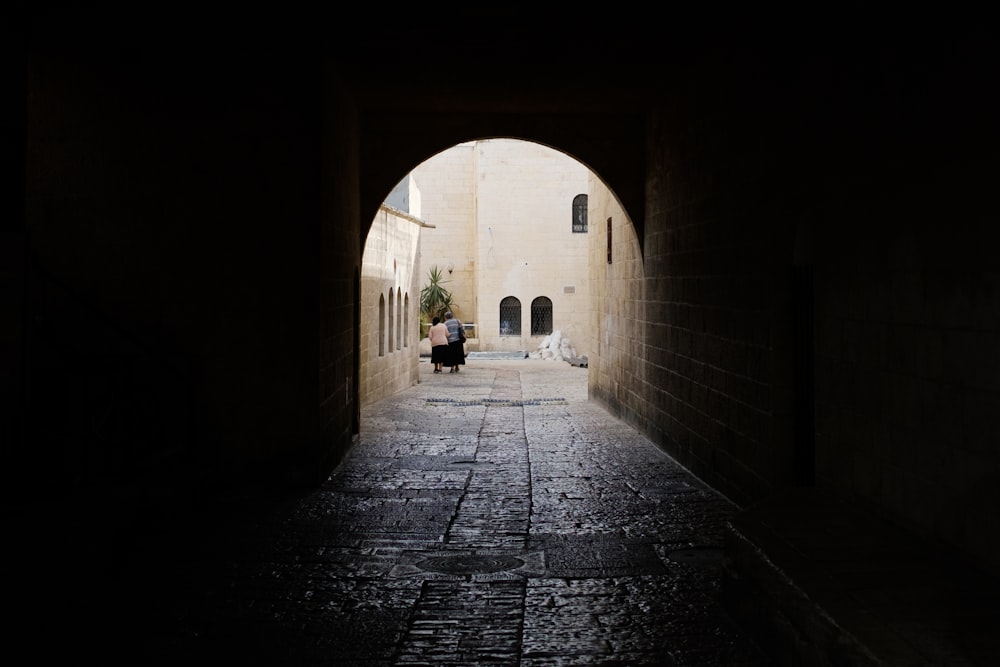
[341,57,659,247]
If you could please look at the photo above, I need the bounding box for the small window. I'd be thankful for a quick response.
[607,217,613,264]
[403,293,409,348]
[396,287,402,350]
[388,289,395,353]
[531,296,553,335]
[499,296,521,336]
[572,194,588,233]
[378,294,386,356]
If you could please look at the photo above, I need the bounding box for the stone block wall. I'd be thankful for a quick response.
[472,140,591,356]
[589,90,798,507]
[320,76,363,476]
[412,140,590,356]
[359,205,422,406]
[411,143,478,325]
[22,31,337,501]
[586,45,1000,574]
[812,156,1000,569]
[588,174,646,424]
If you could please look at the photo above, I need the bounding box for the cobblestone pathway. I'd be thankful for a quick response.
[132,360,772,666]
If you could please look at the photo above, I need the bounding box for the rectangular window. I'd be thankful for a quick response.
[607,217,613,264]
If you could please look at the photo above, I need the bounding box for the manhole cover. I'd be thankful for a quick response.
[416,554,525,574]
[667,546,724,565]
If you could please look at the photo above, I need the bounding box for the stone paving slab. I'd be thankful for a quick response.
[74,359,774,665]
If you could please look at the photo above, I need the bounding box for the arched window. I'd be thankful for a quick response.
[388,289,395,354]
[607,217,613,264]
[396,287,402,350]
[531,296,553,335]
[499,296,521,336]
[403,293,409,348]
[378,294,386,357]
[572,194,588,233]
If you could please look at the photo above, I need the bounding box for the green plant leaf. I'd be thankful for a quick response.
[419,265,457,321]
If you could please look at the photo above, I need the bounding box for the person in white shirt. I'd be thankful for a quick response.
[428,316,450,374]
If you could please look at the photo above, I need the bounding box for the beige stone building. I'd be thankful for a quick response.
[360,139,594,403]
[413,139,592,357]
[358,201,428,406]
[587,172,645,416]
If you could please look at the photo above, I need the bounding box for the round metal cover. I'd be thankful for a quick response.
[416,553,525,574]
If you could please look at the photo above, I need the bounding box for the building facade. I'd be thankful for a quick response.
[412,139,591,358]
[358,203,426,406]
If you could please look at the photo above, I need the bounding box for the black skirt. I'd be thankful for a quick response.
[431,344,450,364]
[446,340,466,366]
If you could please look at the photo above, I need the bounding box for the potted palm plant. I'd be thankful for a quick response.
[419,266,457,338]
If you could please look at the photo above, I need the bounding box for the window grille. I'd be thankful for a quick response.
[572,194,588,233]
[531,296,553,335]
[499,296,521,336]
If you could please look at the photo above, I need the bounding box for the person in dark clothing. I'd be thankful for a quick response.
[443,311,466,373]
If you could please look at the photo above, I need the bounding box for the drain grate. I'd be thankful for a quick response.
[417,554,525,574]
[390,550,546,579]
[426,398,567,407]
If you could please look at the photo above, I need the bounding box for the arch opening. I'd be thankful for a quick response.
[358,138,643,408]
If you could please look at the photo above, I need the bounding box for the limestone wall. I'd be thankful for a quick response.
[412,140,591,356]
[410,144,478,327]
[812,167,1000,566]
[588,174,646,422]
[590,102,799,509]
[474,140,591,355]
[359,205,422,406]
